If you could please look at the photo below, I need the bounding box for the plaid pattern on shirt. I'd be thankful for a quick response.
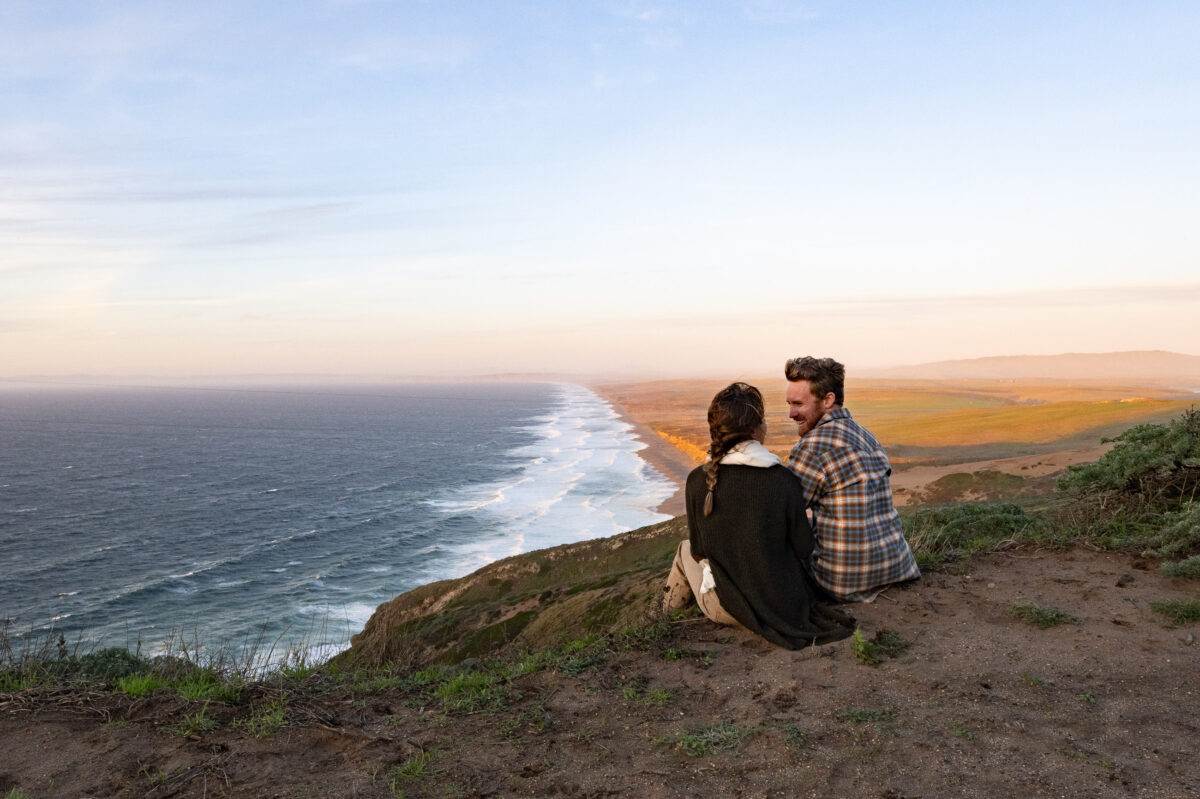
[786,407,920,600]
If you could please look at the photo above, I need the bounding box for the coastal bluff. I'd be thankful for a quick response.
[5,518,1198,797]
[335,516,687,668]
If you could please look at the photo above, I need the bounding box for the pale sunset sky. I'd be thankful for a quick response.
[2,1,1197,380]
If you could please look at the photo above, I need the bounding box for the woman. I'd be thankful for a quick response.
[663,382,854,648]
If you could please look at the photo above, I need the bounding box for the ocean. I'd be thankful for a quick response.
[0,382,675,661]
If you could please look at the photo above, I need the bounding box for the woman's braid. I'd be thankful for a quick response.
[702,382,765,517]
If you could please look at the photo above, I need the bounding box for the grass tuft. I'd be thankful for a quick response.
[117,673,169,697]
[851,628,910,667]
[177,701,218,737]
[904,502,1039,567]
[234,699,287,738]
[674,720,752,757]
[837,707,896,725]
[1010,601,1076,629]
[1149,599,1200,625]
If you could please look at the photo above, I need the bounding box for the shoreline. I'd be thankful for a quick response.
[601,394,697,518]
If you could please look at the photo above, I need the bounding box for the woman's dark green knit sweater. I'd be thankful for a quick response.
[685,463,854,648]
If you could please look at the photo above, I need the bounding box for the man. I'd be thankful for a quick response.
[784,356,920,601]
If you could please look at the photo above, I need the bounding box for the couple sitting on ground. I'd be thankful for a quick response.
[663,356,921,648]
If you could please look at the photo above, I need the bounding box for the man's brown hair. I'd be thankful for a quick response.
[784,356,845,406]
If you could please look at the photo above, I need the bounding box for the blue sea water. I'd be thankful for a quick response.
[0,382,675,660]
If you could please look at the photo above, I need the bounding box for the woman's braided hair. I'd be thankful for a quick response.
[703,382,765,517]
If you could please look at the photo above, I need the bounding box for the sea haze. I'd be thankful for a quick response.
[0,382,675,659]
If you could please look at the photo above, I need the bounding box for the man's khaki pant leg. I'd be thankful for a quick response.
[670,540,743,628]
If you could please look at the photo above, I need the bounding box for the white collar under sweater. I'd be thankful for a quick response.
[715,439,781,468]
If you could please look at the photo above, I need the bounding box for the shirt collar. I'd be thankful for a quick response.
[816,406,852,428]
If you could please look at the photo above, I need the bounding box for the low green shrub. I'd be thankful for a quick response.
[1161,555,1200,579]
[1149,599,1200,625]
[1058,408,1200,506]
[76,647,154,681]
[1140,502,1200,559]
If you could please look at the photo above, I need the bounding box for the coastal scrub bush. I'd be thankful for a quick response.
[1162,555,1200,579]
[904,502,1040,566]
[1058,408,1200,508]
[1139,502,1200,559]
[76,647,153,681]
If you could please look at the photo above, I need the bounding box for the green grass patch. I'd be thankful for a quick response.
[390,750,437,779]
[1149,599,1200,625]
[1010,601,1076,629]
[551,637,608,676]
[778,723,810,748]
[117,673,169,697]
[674,720,753,757]
[904,502,1040,566]
[915,470,1031,505]
[234,699,287,738]
[837,707,896,725]
[851,628,910,667]
[173,666,242,703]
[432,668,507,712]
[0,670,37,693]
[177,701,218,737]
[499,701,551,741]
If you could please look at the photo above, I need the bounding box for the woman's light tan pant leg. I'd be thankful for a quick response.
[669,540,742,628]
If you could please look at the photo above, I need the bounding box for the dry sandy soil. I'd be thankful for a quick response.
[3,546,1197,798]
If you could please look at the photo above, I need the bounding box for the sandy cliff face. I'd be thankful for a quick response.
[336,516,688,668]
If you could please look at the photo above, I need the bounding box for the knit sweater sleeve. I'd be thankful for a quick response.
[684,465,709,560]
[784,469,815,562]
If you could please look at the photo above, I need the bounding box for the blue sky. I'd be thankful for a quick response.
[2,1,1198,379]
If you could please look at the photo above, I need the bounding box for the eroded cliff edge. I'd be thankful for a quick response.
[334,516,687,669]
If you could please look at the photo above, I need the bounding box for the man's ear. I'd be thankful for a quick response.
[822,392,837,411]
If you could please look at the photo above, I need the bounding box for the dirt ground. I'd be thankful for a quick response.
[3,547,1197,798]
[888,444,1115,506]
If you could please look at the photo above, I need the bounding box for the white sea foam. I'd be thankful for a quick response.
[423,383,675,582]
[298,601,378,627]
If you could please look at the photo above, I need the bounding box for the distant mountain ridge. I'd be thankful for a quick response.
[865,350,1200,381]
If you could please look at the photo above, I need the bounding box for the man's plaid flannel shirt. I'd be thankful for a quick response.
[786,407,920,601]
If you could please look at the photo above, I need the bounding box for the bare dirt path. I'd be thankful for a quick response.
[889,444,1114,505]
